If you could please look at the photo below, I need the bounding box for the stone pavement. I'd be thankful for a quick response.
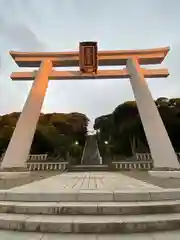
[0,230,180,239]
[0,171,59,190]
[0,172,179,235]
[122,171,180,189]
[6,171,162,193]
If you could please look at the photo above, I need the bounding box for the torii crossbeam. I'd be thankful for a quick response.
[1,42,179,171]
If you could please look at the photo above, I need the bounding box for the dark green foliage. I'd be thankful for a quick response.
[95,98,180,158]
[0,112,89,160]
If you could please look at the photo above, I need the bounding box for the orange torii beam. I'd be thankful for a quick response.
[11,68,169,81]
[10,47,169,67]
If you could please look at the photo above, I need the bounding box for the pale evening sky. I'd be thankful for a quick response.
[0,0,179,129]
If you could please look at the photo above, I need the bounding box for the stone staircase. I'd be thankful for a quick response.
[68,134,105,172]
[0,189,180,233]
[81,135,102,165]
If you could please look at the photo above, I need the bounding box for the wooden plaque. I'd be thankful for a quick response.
[79,42,98,74]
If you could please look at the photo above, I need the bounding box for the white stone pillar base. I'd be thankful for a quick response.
[0,167,29,172]
[0,171,31,180]
[149,170,180,179]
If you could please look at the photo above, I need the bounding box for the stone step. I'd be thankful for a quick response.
[0,200,180,215]
[81,135,101,165]
[69,165,109,172]
[0,212,180,233]
[71,165,109,168]
[1,189,180,202]
[1,229,180,239]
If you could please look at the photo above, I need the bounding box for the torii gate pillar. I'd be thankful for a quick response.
[127,58,179,170]
[1,60,52,170]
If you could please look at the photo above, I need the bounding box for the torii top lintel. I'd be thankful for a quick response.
[10,46,169,68]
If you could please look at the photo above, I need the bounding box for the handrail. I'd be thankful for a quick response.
[112,161,153,170]
[136,152,180,161]
[26,162,68,171]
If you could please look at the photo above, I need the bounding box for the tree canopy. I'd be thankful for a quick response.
[94,97,180,159]
[0,112,89,161]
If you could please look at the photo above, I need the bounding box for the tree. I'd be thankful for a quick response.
[95,97,180,159]
[112,101,147,155]
[0,112,89,159]
[94,114,115,158]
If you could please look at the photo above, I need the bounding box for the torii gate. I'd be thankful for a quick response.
[1,42,179,170]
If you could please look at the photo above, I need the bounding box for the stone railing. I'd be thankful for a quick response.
[0,153,48,162]
[26,162,68,171]
[0,153,68,171]
[112,161,153,170]
[136,153,152,161]
[27,154,48,162]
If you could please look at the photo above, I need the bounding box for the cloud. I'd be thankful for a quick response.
[0,16,47,115]
[0,17,46,51]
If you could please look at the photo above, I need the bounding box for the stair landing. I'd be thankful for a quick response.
[4,171,162,193]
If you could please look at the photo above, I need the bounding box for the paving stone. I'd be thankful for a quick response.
[152,230,180,240]
[0,191,6,200]
[97,232,180,240]
[42,233,97,239]
[73,215,123,233]
[77,190,113,201]
[0,201,20,213]
[97,233,153,239]
[114,190,151,201]
[0,212,179,233]
[0,231,180,240]
[0,173,61,192]
[118,213,180,233]
[57,202,98,215]
[3,189,180,202]
[122,171,180,189]
[149,171,180,179]
[0,230,42,239]
[25,215,73,233]
[149,189,180,201]
[4,192,78,202]
[10,202,59,215]
[0,213,28,230]
[6,172,162,194]
[58,191,78,202]
[1,200,180,215]
[97,201,180,215]
[4,172,179,203]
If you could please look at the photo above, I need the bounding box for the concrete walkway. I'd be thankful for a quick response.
[0,230,179,239]
[7,172,162,193]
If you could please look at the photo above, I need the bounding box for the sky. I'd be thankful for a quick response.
[0,0,180,130]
